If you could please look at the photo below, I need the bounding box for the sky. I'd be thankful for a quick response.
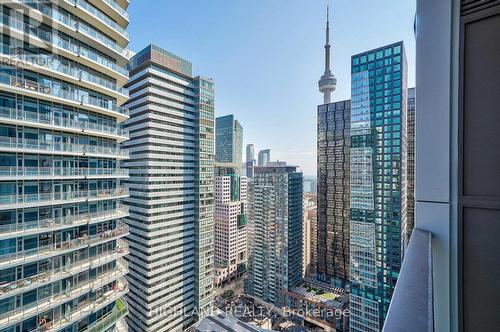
[127,0,416,177]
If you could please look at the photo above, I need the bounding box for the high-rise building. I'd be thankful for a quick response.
[213,164,247,287]
[402,87,415,255]
[245,165,303,306]
[317,100,351,288]
[0,1,131,331]
[123,45,215,332]
[310,180,318,194]
[349,42,408,332]
[316,7,350,289]
[257,149,270,166]
[246,144,255,163]
[215,115,243,165]
[245,144,255,178]
[303,193,317,277]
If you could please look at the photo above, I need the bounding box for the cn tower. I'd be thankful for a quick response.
[318,5,337,104]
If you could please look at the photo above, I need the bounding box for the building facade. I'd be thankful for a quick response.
[402,87,415,255]
[302,193,317,277]
[123,45,214,331]
[246,144,254,164]
[245,165,303,307]
[215,115,242,166]
[0,0,131,331]
[317,99,351,288]
[349,42,408,331]
[213,164,247,286]
[257,149,270,166]
[245,144,255,178]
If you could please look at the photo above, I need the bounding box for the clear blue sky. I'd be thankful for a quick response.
[127,0,416,176]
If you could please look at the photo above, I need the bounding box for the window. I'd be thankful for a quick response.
[23,290,37,306]
[0,297,14,316]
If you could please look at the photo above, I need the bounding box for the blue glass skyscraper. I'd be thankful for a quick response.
[349,42,408,332]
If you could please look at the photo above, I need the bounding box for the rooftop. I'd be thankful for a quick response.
[288,277,347,308]
[196,312,274,332]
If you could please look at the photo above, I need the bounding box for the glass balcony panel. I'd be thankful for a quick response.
[0,205,128,236]
[0,223,129,267]
[0,136,128,157]
[1,15,128,77]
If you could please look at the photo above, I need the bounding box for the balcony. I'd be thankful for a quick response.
[0,187,128,210]
[0,106,128,141]
[0,223,129,268]
[383,229,433,332]
[0,72,128,120]
[0,256,128,300]
[36,278,128,331]
[102,0,129,20]
[84,298,128,332]
[0,205,129,239]
[10,0,127,59]
[0,45,128,102]
[64,0,129,41]
[0,16,128,80]
[0,188,129,210]
[0,136,128,159]
[0,166,129,180]
[0,271,128,330]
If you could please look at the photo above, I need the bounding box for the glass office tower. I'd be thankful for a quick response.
[257,149,270,166]
[215,114,242,165]
[0,1,130,331]
[245,144,255,178]
[317,99,351,288]
[123,45,215,332]
[349,42,408,332]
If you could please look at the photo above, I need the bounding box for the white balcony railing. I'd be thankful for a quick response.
[0,106,128,137]
[33,278,128,332]
[0,223,129,267]
[0,205,128,237]
[66,0,129,38]
[0,16,128,78]
[102,0,129,20]
[0,136,128,158]
[0,44,128,98]
[0,187,128,208]
[0,272,128,329]
[0,166,129,179]
[83,298,128,332]
[0,71,127,116]
[383,229,433,332]
[11,0,127,56]
[0,256,128,299]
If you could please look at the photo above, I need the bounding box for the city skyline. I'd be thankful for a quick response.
[126,0,416,176]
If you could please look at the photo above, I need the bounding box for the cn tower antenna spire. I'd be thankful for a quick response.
[327,4,329,44]
[318,2,337,104]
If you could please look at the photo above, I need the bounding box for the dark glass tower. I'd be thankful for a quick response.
[317,100,351,288]
[349,42,408,332]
